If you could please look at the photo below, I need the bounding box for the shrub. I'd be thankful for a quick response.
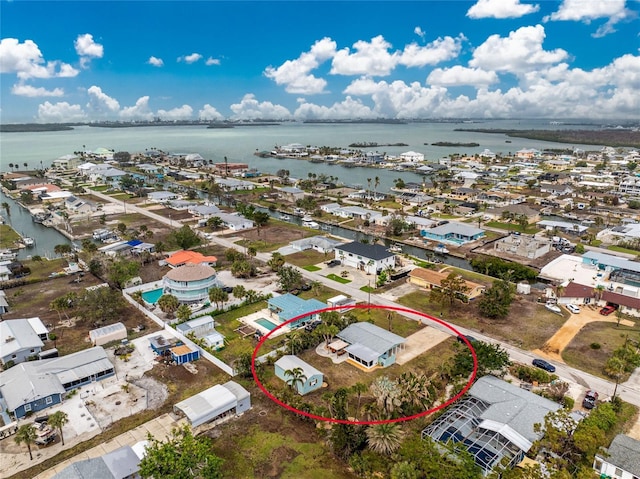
[590,342,601,350]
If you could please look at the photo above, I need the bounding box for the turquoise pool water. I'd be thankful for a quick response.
[255,318,279,331]
[142,288,164,305]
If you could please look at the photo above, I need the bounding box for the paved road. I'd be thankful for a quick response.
[90,190,640,408]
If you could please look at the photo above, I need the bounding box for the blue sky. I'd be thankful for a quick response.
[1,0,639,122]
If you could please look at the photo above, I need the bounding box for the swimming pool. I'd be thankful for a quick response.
[255,318,279,331]
[142,288,164,305]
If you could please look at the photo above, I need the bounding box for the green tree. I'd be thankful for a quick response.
[48,410,69,445]
[176,304,192,322]
[81,238,98,253]
[157,294,179,316]
[169,225,201,250]
[107,258,140,289]
[77,286,125,324]
[139,425,223,479]
[366,423,404,455]
[253,211,270,236]
[54,243,72,256]
[15,424,37,461]
[450,340,511,379]
[208,287,229,310]
[316,323,339,347]
[286,329,303,355]
[230,259,257,278]
[478,279,515,319]
[267,252,286,272]
[429,273,470,311]
[277,265,303,292]
[206,216,223,230]
[232,284,246,300]
[370,376,402,419]
[351,382,368,419]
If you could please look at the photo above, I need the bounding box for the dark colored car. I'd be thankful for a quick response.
[457,335,477,344]
[582,390,599,409]
[599,305,616,316]
[221,286,233,294]
[532,358,556,373]
[327,259,341,267]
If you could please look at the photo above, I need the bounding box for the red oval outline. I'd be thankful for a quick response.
[251,303,477,425]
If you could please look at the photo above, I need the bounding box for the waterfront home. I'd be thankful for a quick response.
[168,199,198,211]
[334,241,395,275]
[0,317,48,366]
[189,204,222,218]
[486,204,542,223]
[174,381,250,427]
[275,355,324,395]
[516,148,541,160]
[267,293,326,328]
[0,346,115,419]
[147,190,180,203]
[216,177,255,191]
[394,191,433,206]
[279,186,305,202]
[449,187,479,201]
[593,434,640,479]
[52,154,82,171]
[324,204,382,221]
[409,268,486,301]
[399,151,425,162]
[65,195,93,214]
[289,235,343,254]
[166,250,217,268]
[216,212,254,231]
[88,166,127,186]
[423,375,560,476]
[336,322,405,369]
[537,220,588,234]
[184,153,206,168]
[162,263,221,304]
[421,222,485,245]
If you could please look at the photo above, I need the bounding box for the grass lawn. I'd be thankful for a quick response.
[562,321,640,379]
[326,274,351,284]
[286,250,329,267]
[0,224,20,248]
[377,200,402,210]
[485,221,540,235]
[607,245,640,256]
[348,307,425,338]
[397,291,567,351]
[303,265,321,272]
[360,284,376,293]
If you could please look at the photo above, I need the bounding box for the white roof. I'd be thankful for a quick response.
[89,322,126,339]
[174,381,248,427]
[0,319,44,358]
[275,355,323,378]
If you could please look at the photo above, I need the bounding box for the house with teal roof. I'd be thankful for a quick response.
[267,293,326,329]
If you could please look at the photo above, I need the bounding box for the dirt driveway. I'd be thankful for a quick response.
[534,304,636,362]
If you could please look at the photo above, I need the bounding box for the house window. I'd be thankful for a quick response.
[309,378,318,387]
[615,468,623,477]
[24,403,32,412]
[45,396,53,405]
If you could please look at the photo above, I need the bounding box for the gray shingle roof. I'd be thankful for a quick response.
[603,434,640,476]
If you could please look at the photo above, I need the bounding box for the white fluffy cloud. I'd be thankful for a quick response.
[331,35,399,76]
[544,0,631,37]
[11,83,64,97]
[205,57,220,66]
[157,105,193,120]
[37,101,86,122]
[86,86,120,115]
[264,37,336,94]
[427,66,499,87]
[198,104,224,120]
[399,35,465,68]
[294,96,376,120]
[120,96,154,120]
[414,26,426,40]
[74,34,104,67]
[178,53,203,64]
[147,56,164,67]
[230,94,291,119]
[467,0,539,19]
[0,38,79,80]
[470,25,568,74]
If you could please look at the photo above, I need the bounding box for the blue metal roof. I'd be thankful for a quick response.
[269,294,326,321]
[126,239,143,246]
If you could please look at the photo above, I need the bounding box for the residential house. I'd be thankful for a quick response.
[51,442,147,479]
[450,187,479,201]
[162,263,221,304]
[593,434,640,479]
[216,212,254,231]
[476,191,526,207]
[275,355,324,395]
[0,346,115,419]
[176,316,225,350]
[408,268,486,300]
[267,293,326,329]
[0,317,48,365]
[174,381,250,427]
[147,190,180,204]
[423,375,561,476]
[537,220,588,235]
[486,204,542,223]
[65,195,93,215]
[52,154,82,171]
[165,250,217,268]
[216,178,255,191]
[279,186,305,202]
[336,322,405,369]
[189,204,222,219]
[394,191,433,206]
[0,290,8,314]
[289,236,344,254]
[89,167,127,187]
[399,151,425,163]
[421,222,485,245]
[493,235,551,260]
[515,148,541,160]
[334,241,396,275]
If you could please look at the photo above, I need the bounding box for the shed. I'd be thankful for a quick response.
[149,335,176,355]
[275,355,324,395]
[327,295,357,311]
[170,344,199,365]
[89,322,127,346]
[174,381,251,427]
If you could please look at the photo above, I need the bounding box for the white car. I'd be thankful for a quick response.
[566,304,581,314]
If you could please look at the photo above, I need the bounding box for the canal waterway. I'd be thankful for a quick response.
[0,190,72,259]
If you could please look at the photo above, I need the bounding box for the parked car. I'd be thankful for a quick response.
[532,358,556,373]
[582,390,599,409]
[566,304,581,314]
[327,259,341,267]
[599,305,616,315]
[457,335,477,344]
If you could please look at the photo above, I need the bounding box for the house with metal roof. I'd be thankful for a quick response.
[275,355,324,395]
[334,241,396,275]
[421,222,485,245]
[0,317,47,366]
[52,441,147,479]
[594,434,640,479]
[89,322,127,346]
[175,316,225,351]
[0,346,115,419]
[216,212,254,231]
[290,235,344,254]
[336,322,406,369]
[174,381,250,427]
[267,293,326,328]
[422,375,561,476]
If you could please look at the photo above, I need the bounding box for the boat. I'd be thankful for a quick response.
[279,214,291,221]
[0,249,17,260]
[388,244,402,253]
[188,303,205,313]
[434,244,449,254]
[302,220,320,229]
[22,237,35,247]
[545,303,562,314]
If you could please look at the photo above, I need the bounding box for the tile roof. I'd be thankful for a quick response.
[166,250,217,267]
[164,263,217,282]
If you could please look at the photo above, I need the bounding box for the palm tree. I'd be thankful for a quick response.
[374,176,380,199]
[286,330,303,355]
[15,424,37,460]
[284,367,307,392]
[366,423,404,455]
[351,382,367,419]
[1,202,9,216]
[48,410,69,445]
[593,284,605,302]
[157,294,179,316]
